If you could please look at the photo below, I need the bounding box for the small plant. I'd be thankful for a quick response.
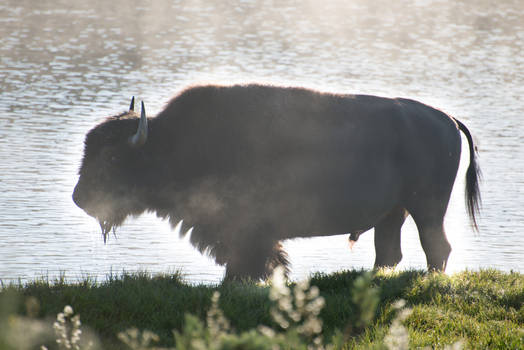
[42,305,93,350]
[383,300,412,350]
[206,291,231,339]
[351,271,380,331]
[118,328,161,350]
[264,265,329,349]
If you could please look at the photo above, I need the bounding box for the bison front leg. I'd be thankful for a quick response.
[224,238,289,282]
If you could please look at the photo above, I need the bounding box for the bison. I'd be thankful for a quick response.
[73,84,481,280]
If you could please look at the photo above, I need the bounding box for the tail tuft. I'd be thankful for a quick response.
[455,118,482,231]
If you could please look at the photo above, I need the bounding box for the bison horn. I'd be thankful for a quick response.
[129,96,135,111]
[129,101,148,147]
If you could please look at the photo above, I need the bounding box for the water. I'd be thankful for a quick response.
[1,0,522,284]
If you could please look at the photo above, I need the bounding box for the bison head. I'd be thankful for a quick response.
[73,97,150,242]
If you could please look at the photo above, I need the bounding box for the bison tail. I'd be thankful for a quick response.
[455,118,482,232]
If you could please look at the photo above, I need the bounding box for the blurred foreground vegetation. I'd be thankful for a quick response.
[0,269,522,349]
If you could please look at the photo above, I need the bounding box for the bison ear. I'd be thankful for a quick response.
[129,101,148,147]
[129,96,135,111]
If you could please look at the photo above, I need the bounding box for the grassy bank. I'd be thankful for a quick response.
[1,269,522,349]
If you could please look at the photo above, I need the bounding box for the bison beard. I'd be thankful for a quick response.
[72,84,481,281]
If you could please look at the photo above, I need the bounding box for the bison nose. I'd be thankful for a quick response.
[72,184,84,208]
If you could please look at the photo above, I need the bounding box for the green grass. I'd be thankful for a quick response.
[1,269,523,349]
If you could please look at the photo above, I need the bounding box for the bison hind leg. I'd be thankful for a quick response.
[373,207,409,268]
[224,241,289,282]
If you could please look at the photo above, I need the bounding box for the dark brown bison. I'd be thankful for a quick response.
[73,84,480,280]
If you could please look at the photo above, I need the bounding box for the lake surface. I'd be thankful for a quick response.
[1,0,522,284]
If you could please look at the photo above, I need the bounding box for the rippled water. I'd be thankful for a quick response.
[1,0,523,284]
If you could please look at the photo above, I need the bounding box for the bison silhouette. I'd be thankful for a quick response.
[73,84,480,280]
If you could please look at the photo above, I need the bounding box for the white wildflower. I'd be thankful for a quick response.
[271,308,290,329]
[206,291,230,338]
[72,314,81,328]
[307,286,320,299]
[392,299,406,310]
[268,265,327,349]
[50,305,92,350]
[299,315,323,336]
[257,325,276,338]
[384,300,412,350]
[305,296,325,316]
[63,305,74,316]
[444,340,464,350]
[118,328,159,350]
[269,266,291,311]
[384,319,409,350]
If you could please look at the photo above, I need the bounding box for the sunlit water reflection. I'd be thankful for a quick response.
[1,0,522,284]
